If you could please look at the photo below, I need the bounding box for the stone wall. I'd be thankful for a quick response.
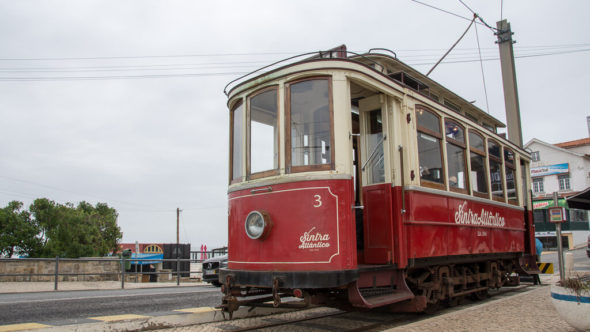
[0,258,120,282]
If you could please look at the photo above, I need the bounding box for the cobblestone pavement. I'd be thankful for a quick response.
[386,286,575,332]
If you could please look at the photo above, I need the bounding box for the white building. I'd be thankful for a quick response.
[524,138,590,247]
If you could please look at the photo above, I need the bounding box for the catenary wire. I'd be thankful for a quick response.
[0,48,588,81]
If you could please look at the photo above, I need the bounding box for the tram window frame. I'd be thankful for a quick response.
[285,76,335,174]
[229,100,244,184]
[504,148,518,205]
[247,86,280,180]
[488,139,505,202]
[416,106,445,190]
[468,130,489,198]
[444,119,468,194]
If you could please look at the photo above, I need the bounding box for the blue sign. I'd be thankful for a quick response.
[530,163,569,177]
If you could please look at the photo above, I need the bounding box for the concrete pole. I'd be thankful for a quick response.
[554,192,565,282]
[496,20,523,147]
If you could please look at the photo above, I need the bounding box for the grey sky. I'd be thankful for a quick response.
[1,0,588,250]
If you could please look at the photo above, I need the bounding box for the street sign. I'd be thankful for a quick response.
[548,207,566,223]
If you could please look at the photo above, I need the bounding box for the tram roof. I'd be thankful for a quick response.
[225,46,505,130]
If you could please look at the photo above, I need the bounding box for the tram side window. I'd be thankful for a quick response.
[445,119,468,192]
[468,131,488,197]
[288,78,333,172]
[504,148,518,204]
[488,140,504,200]
[249,87,279,178]
[230,102,244,183]
[417,108,444,187]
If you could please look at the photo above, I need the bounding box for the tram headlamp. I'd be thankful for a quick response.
[244,210,272,240]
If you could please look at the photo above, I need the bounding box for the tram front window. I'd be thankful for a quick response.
[230,102,244,183]
[288,78,333,171]
[249,88,278,177]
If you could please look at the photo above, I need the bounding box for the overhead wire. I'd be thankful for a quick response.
[0,46,588,81]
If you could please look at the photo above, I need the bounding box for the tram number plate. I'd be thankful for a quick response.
[204,270,216,275]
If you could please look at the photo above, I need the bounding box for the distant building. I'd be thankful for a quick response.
[524,138,590,248]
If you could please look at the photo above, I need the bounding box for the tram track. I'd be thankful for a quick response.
[202,283,538,331]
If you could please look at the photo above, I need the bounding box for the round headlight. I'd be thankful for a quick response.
[245,210,272,240]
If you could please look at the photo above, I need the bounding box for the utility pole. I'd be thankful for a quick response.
[176,207,180,253]
[496,19,523,147]
[553,192,565,282]
[176,207,181,285]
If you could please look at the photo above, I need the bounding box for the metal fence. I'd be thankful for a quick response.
[0,253,220,291]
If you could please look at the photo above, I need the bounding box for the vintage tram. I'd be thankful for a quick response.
[220,45,539,316]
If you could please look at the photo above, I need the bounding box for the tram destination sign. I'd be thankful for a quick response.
[548,207,567,223]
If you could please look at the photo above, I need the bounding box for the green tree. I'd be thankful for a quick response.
[29,199,122,258]
[0,201,42,257]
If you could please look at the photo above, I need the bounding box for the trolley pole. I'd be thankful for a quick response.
[554,192,565,282]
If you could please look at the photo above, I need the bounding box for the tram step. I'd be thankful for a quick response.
[347,270,414,309]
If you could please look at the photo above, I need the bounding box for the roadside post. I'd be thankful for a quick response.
[121,255,125,289]
[54,256,59,291]
[549,192,567,282]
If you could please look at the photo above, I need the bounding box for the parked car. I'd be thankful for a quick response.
[587,234,590,258]
[202,255,227,286]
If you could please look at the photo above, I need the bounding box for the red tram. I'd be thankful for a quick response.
[220,45,539,316]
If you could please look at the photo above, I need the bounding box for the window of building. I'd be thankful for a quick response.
[230,101,244,183]
[533,177,544,193]
[488,140,504,200]
[570,208,588,222]
[558,174,571,191]
[504,148,518,204]
[445,119,467,193]
[287,78,333,173]
[531,151,540,162]
[417,107,444,188]
[468,131,488,197]
[248,87,279,179]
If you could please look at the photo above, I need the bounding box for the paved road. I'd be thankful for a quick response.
[0,285,222,326]
[540,247,590,272]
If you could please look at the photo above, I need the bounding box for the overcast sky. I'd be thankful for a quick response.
[1,1,588,250]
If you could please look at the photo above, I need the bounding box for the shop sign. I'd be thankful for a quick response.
[530,163,569,177]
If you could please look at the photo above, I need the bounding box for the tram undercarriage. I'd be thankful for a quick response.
[219,256,533,318]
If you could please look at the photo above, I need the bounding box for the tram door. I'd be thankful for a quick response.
[356,95,393,265]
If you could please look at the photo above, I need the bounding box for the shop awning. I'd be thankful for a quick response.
[533,198,568,209]
[566,187,590,210]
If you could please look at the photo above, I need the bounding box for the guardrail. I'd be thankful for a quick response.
[0,256,209,291]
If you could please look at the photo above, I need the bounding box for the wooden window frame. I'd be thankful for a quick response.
[229,100,244,185]
[285,76,335,174]
[468,130,489,198]
[247,85,280,181]
[445,119,468,194]
[488,139,505,202]
[504,147,518,205]
[416,106,445,190]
